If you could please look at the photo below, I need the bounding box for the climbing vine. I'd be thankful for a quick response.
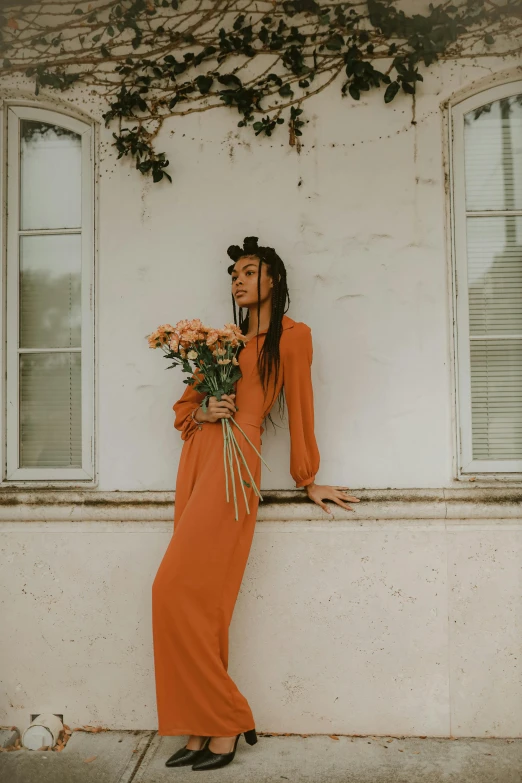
[0,0,520,182]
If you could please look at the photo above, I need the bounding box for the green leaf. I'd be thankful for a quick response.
[196,75,213,94]
[325,34,344,51]
[384,81,400,103]
[266,73,283,86]
[348,84,360,101]
[278,83,293,97]
[217,73,242,88]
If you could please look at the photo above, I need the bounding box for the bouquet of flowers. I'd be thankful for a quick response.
[148,318,270,521]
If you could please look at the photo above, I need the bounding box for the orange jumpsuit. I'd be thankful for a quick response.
[152,314,320,736]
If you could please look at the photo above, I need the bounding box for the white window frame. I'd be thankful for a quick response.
[450,80,522,475]
[3,104,95,482]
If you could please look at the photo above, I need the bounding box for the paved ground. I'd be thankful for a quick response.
[0,730,521,783]
[0,729,153,783]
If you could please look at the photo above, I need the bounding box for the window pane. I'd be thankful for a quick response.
[464,94,522,212]
[20,234,81,349]
[471,339,522,460]
[467,216,522,336]
[19,352,81,468]
[20,120,82,230]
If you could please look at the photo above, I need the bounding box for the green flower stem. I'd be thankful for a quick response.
[229,417,271,471]
[225,425,239,521]
[227,425,263,502]
[222,418,230,503]
[227,420,251,515]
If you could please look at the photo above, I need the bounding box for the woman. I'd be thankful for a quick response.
[151,236,360,771]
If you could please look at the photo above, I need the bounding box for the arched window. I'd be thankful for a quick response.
[5,105,94,481]
[451,82,522,474]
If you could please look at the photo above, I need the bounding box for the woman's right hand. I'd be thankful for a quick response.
[196,393,237,423]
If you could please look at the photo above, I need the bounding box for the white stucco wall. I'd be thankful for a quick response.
[100,67,453,491]
[0,25,521,738]
[94,57,519,491]
[0,54,521,490]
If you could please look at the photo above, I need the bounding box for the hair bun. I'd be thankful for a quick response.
[242,236,259,255]
[226,244,243,261]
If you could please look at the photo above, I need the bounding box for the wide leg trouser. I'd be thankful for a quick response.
[151,421,260,736]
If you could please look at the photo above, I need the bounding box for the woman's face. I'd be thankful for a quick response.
[231,255,273,308]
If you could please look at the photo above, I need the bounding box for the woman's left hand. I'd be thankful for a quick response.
[305,483,360,515]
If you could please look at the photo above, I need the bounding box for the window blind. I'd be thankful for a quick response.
[464,96,522,211]
[18,120,82,469]
[20,353,82,468]
[464,96,522,461]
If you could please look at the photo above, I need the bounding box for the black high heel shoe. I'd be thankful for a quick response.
[191,728,258,770]
[165,736,210,767]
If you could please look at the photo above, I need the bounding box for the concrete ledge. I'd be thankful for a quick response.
[0,488,520,522]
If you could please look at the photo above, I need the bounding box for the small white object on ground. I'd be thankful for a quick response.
[22,714,64,750]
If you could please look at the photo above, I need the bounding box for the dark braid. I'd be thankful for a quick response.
[226,236,291,424]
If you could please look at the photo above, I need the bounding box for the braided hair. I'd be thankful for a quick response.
[227,236,291,420]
